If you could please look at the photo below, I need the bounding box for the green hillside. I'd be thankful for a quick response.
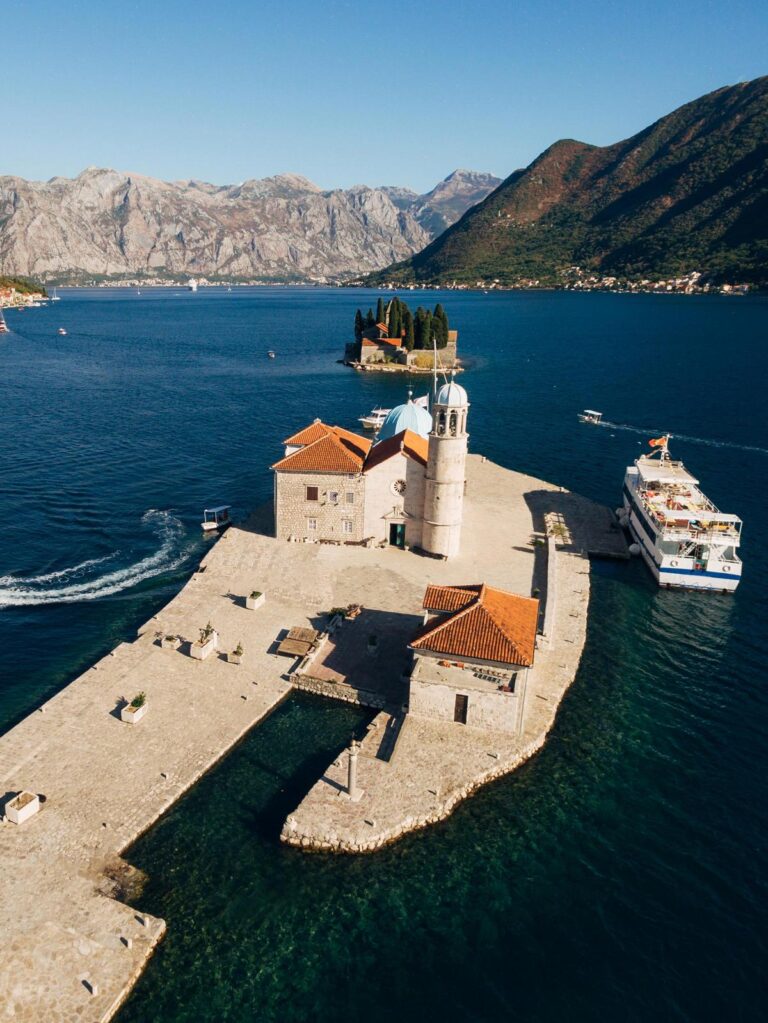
[369,77,768,287]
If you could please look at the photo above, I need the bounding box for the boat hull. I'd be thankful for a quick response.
[623,500,741,592]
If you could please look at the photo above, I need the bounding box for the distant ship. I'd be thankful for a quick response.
[267,350,276,359]
[50,288,61,302]
[188,279,199,292]
[0,310,9,334]
[57,327,67,336]
[621,437,742,592]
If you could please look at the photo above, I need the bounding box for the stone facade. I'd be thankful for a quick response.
[274,470,366,542]
[408,653,528,734]
[362,451,427,548]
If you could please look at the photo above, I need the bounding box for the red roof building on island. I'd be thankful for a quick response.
[412,583,539,667]
[272,424,371,474]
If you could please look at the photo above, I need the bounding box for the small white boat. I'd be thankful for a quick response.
[51,288,61,302]
[0,310,9,334]
[358,407,391,430]
[267,350,276,359]
[578,409,603,424]
[201,505,231,532]
[57,327,67,336]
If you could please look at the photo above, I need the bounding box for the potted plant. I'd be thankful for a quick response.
[161,633,180,651]
[228,642,244,665]
[5,791,41,825]
[245,590,265,610]
[190,622,218,660]
[121,691,147,724]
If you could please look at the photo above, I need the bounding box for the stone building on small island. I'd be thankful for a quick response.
[409,583,539,734]
[272,378,470,556]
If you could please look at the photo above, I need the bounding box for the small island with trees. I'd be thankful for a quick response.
[344,297,459,373]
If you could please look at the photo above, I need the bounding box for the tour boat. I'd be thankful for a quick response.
[578,409,603,424]
[0,310,9,334]
[201,505,232,532]
[57,327,67,336]
[620,437,742,592]
[358,407,392,430]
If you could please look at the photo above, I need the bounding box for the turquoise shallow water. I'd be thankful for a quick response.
[0,288,766,1021]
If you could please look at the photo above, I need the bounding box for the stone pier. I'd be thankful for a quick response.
[0,456,624,1019]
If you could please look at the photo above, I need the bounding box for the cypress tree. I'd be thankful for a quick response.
[413,307,426,350]
[389,298,402,340]
[354,309,364,342]
[365,308,375,328]
[433,303,448,348]
[402,307,415,350]
[376,297,387,326]
[423,310,433,350]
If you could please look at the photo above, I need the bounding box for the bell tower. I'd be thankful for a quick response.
[422,377,469,558]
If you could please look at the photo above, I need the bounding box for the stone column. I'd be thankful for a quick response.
[347,740,362,800]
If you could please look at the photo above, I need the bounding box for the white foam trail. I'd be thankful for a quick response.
[0,510,189,607]
[0,555,114,586]
[596,420,768,456]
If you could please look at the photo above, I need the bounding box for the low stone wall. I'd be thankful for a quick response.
[291,674,388,710]
[540,535,558,647]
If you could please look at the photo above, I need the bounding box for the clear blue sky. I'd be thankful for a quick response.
[5,0,766,192]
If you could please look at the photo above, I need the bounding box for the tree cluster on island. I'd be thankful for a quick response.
[353,297,450,351]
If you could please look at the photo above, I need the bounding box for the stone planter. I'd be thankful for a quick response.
[121,702,147,724]
[227,652,243,665]
[161,635,180,651]
[245,592,265,610]
[190,631,218,660]
[6,791,40,825]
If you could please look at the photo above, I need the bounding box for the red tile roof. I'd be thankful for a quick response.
[272,426,371,473]
[364,429,428,472]
[283,420,332,446]
[422,584,481,613]
[376,322,388,332]
[411,583,539,667]
[362,336,402,348]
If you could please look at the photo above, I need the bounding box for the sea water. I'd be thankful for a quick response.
[0,288,765,1021]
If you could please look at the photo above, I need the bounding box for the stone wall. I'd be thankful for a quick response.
[291,674,388,710]
[275,470,366,541]
[408,673,525,733]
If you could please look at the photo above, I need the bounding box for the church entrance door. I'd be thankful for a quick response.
[389,523,405,548]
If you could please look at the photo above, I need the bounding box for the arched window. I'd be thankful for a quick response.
[438,410,447,435]
[449,411,457,435]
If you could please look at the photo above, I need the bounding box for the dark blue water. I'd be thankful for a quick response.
[1,288,766,1021]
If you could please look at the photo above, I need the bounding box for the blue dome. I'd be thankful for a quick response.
[377,399,432,441]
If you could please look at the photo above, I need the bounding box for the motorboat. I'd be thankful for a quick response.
[201,505,232,532]
[578,409,603,424]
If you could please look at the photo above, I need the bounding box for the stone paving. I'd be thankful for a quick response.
[0,455,621,1020]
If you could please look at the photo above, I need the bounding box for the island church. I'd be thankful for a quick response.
[272,379,470,557]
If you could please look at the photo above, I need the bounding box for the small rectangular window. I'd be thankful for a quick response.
[329,491,339,504]
[345,492,355,505]
[306,486,319,502]
[307,518,317,532]
[342,519,353,534]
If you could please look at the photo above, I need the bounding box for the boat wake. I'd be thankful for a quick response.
[596,420,768,456]
[0,510,190,607]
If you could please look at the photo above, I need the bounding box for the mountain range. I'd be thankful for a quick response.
[371,77,768,287]
[0,168,499,284]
